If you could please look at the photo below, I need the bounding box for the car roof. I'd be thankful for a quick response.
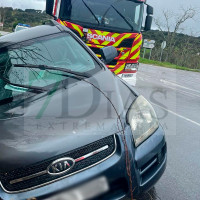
[0,23,65,48]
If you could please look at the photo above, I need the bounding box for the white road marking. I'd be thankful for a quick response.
[165,85,200,98]
[160,79,200,94]
[152,102,200,127]
[138,73,200,98]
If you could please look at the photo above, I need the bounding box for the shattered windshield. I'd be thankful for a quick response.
[0,33,100,101]
[59,0,144,32]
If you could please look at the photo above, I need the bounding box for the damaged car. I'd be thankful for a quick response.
[0,20,166,200]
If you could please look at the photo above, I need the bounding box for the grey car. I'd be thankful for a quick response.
[0,21,166,200]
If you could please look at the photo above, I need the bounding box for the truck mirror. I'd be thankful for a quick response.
[144,15,152,31]
[46,0,54,16]
[147,5,154,15]
[100,46,118,64]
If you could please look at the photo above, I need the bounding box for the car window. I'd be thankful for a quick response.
[0,33,101,101]
[1,33,100,87]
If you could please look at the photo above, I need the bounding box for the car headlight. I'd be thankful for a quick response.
[128,95,159,147]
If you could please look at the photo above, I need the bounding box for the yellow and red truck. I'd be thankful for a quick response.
[46,0,153,86]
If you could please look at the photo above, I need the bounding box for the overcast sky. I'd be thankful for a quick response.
[0,0,199,35]
[149,0,200,35]
[0,0,46,10]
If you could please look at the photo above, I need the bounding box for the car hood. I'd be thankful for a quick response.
[0,70,136,172]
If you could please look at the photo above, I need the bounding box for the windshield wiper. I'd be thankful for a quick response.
[111,5,133,31]
[14,64,91,79]
[0,74,47,93]
[81,0,100,25]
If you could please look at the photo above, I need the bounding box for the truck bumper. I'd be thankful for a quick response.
[118,72,137,86]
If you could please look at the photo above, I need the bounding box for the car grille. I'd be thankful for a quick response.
[0,135,116,193]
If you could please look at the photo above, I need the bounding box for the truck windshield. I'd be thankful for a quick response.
[59,0,144,32]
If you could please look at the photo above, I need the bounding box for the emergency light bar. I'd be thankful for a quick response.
[18,23,31,27]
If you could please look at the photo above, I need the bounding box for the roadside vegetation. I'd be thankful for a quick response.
[142,7,200,71]
[0,7,50,32]
[139,58,200,72]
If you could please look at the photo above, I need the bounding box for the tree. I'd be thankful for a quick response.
[0,7,50,32]
[0,7,13,30]
[154,7,197,62]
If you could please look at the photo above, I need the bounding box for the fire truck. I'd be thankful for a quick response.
[46,0,153,86]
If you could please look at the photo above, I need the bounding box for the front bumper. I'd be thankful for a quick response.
[133,126,167,195]
[0,126,166,200]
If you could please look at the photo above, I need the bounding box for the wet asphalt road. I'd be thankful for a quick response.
[132,64,200,200]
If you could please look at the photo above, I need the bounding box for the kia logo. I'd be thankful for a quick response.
[47,157,75,175]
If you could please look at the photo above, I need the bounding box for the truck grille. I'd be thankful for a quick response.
[89,47,120,57]
[0,135,116,193]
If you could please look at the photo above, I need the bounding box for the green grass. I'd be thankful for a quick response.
[139,58,200,72]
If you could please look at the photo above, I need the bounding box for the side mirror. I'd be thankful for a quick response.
[144,15,152,31]
[100,46,118,64]
[147,5,154,15]
[46,0,54,16]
